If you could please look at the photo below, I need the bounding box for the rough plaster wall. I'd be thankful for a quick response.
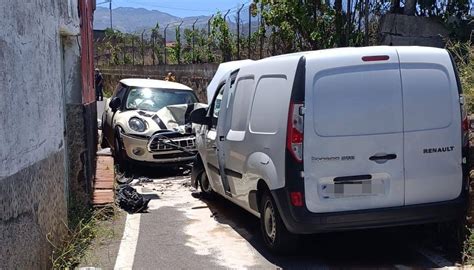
[0,0,65,178]
[0,0,81,268]
[0,151,67,269]
[63,36,83,104]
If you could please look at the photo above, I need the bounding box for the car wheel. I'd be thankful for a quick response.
[100,132,109,149]
[199,172,215,199]
[259,191,298,254]
[113,128,129,173]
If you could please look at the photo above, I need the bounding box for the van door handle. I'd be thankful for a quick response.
[369,154,397,161]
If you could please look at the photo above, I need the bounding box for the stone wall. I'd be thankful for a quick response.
[99,64,219,103]
[0,0,91,268]
[0,152,67,269]
[379,14,449,47]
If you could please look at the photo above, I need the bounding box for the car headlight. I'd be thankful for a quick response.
[128,117,147,132]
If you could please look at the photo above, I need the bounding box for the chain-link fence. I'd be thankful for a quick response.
[94,0,473,66]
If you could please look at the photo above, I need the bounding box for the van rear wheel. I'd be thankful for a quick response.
[259,191,299,254]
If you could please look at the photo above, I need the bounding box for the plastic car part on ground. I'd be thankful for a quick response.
[116,185,150,213]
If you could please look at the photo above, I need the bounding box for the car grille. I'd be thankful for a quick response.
[148,135,196,152]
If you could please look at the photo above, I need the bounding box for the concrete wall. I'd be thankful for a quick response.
[100,64,219,103]
[379,14,449,47]
[0,0,92,268]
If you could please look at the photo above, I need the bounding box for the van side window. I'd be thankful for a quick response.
[210,84,226,128]
[250,75,288,134]
[230,77,255,131]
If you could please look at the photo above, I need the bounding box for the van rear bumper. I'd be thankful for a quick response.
[271,188,468,234]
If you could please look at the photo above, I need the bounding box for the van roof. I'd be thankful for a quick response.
[258,46,447,62]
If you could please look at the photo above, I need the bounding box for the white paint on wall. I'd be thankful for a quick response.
[0,1,80,179]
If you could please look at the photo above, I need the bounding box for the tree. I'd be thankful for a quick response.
[211,12,235,62]
[254,0,339,50]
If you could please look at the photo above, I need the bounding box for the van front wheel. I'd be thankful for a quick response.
[259,191,298,254]
[199,172,215,199]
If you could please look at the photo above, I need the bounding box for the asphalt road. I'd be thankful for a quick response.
[111,167,458,269]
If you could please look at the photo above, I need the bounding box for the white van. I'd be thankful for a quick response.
[190,46,469,253]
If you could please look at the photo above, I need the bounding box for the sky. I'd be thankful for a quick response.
[97,0,251,17]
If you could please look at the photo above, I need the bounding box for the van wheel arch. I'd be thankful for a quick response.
[253,179,271,212]
[258,185,299,254]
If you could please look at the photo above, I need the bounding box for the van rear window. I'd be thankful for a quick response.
[312,66,403,137]
[400,65,452,132]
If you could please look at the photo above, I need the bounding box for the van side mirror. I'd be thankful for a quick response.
[109,97,121,112]
[190,108,209,125]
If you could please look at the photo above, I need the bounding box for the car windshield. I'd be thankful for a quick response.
[125,87,197,111]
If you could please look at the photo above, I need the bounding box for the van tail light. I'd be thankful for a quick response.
[362,55,390,62]
[287,102,304,163]
[462,116,469,132]
[462,115,469,148]
[460,95,469,148]
[290,192,304,207]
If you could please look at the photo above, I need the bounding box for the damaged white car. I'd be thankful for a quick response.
[101,78,205,170]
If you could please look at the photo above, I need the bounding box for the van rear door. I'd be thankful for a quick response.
[397,47,463,205]
[303,47,404,213]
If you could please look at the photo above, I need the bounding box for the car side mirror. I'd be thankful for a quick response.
[190,108,209,125]
[109,97,121,112]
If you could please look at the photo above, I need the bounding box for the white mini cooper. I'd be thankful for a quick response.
[101,78,204,170]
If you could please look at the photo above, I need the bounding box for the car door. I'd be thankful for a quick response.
[397,47,463,205]
[200,83,226,195]
[104,84,127,145]
[304,47,405,213]
[215,71,240,197]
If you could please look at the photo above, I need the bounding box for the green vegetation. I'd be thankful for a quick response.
[95,0,471,65]
[49,206,116,269]
[448,41,473,112]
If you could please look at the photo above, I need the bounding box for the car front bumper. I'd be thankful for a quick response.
[271,188,468,234]
[120,133,196,165]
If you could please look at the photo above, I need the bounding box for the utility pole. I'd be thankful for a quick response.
[364,0,369,45]
[109,0,113,30]
[223,9,231,61]
[177,21,184,64]
[141,30,145,66]
[237,4,244,60]
[248,5,251,59]
[346,0,351,46]
[164,23,170,65]
[192,18,199,63]
[132,37,135,65]
[207,15,214,62]
[259,2,264,59]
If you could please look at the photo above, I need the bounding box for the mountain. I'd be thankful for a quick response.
[94,7,181,33]
[93,7,258,41]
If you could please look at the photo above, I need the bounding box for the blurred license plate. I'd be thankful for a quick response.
[322,181,384,198]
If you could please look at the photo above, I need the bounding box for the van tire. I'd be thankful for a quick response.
[199,172,215,199]
[259,191,299,254]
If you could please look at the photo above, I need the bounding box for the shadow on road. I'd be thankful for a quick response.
[196,194,451,268]
[124,163,193,180]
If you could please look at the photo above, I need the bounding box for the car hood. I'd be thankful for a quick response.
[118,103,208,137]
